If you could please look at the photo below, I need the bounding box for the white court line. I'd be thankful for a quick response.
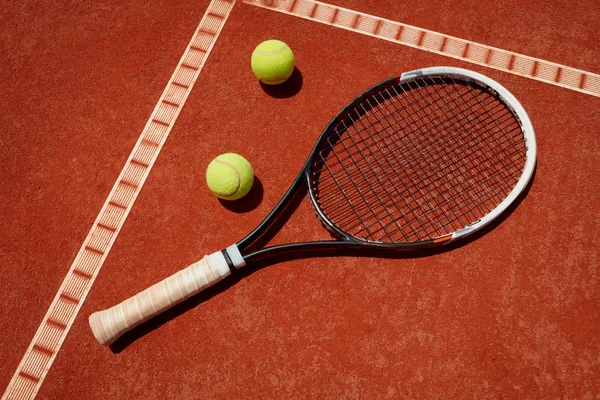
[1,1,236,399]
[244,0,600,98]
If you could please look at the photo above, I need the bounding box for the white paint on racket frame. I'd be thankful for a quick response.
[226,244,246,268]
[400,66,537,242]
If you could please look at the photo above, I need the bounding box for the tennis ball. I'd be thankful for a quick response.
[251,39,295,85]
[206,153,254,201]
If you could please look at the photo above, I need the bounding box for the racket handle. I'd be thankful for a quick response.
[88,251,231,345]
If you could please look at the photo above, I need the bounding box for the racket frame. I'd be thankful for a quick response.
[228,67,536,267]
[89,67,537,345]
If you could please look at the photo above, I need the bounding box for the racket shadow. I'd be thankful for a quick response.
[109,167,536,353]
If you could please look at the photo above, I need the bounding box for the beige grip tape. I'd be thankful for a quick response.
[88,251,230,345]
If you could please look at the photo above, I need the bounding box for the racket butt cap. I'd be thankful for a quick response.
[89,312,116,346]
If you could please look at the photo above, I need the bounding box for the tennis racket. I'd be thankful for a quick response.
[89,66,536,345]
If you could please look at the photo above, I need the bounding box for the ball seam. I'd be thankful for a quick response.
[213,159,241,197]
[253,46,289,55]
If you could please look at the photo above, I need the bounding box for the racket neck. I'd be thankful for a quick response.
[237,166,309,253]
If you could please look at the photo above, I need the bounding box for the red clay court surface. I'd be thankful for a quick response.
[1,0,599,399]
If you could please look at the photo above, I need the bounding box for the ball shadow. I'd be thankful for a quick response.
[259,67,303,98]
[218,176,264,213]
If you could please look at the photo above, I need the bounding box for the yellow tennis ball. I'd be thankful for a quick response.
[206,153,254,201]
[251,39,295,85]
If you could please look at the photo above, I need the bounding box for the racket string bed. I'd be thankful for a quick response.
[315,85,521,200]
[319,122,524,239]
[393,80,525,224]
[343,108,441,241]
[330,115,408,240]
[311,76,528,244]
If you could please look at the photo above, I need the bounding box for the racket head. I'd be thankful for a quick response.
[306,66,536,248]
